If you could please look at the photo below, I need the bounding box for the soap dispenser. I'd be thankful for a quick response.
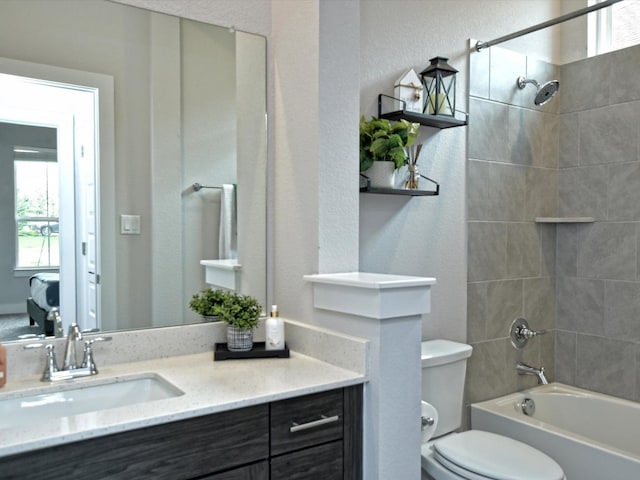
[265,305,284,351]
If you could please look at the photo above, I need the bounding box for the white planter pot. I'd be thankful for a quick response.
[365,161,396,189]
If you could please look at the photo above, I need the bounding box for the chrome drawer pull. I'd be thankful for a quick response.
[290,414,340,433]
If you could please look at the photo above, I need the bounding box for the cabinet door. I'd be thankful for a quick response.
[200,461,269,480]
[271,389,343,456]
[271,441,343,480]
[0,404,269,480]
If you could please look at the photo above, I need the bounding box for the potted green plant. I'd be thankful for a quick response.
[359,116,420,188]
[213,292,263,352]
[188,288,227,321]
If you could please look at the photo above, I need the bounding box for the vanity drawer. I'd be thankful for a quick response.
[271,440,343,480]
[270,388,343,456]
[200,460,269,479]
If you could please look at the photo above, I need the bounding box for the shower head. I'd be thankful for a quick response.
[517,76,560,106]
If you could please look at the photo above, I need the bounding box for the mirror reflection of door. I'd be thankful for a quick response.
[0,73,100,338]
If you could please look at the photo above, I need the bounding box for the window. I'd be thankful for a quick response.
[14,146,59,269]
[589,0,640,56]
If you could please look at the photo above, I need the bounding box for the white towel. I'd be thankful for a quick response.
[218,184,237,259]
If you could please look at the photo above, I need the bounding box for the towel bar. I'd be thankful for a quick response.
[192,182,222,191]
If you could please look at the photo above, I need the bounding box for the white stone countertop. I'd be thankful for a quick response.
[0,349,366,457]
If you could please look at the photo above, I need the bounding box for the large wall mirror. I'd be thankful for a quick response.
[0,0,267,341]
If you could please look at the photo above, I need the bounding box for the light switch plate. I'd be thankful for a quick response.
[120,214,141,235]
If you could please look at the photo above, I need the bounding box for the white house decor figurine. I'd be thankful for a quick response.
[394,69,423,113]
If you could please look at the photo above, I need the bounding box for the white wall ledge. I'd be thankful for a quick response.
[304,272,435,288]
[304,272,436,319]
[200,259,242,290]
[200,259,242,270]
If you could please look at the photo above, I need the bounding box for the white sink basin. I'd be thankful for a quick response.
[0,373,183,428]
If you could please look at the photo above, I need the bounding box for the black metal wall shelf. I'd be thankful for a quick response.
[359,173,440,196]
[377,94,468,129]
[360,186,439,196]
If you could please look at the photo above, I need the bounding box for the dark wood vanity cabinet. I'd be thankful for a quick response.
[270,388,346,480]
[0,385,362,480]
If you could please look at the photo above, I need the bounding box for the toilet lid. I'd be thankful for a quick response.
[433,431,564,480]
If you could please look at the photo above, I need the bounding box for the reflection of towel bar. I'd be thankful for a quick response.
[193,182,222,191]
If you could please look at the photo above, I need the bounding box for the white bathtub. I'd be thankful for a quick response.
[471,383,640,480]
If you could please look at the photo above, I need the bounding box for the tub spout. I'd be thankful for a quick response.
[516,362,548,385]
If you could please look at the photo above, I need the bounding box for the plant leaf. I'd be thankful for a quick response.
[359,116,419,171]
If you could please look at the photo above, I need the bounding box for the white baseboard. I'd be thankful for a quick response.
[0,303,27,315]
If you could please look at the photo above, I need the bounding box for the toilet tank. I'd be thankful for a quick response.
[421,340,473,438]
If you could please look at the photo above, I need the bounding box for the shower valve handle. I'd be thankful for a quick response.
[517,324,547,339]
[510,318,546,349]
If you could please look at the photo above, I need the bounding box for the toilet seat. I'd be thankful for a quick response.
[428,431,564,480]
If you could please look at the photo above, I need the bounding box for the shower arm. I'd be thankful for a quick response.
[475,0,623,52]
[517,77,540,90]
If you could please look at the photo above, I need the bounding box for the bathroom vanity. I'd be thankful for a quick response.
[0,321,368,480]
[0,385,362,479]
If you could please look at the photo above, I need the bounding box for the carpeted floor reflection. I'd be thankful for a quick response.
[0,314,42,341]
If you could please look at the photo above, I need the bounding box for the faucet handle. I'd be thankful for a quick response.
[519,325,546,339]
[42,344,60,381]
[81,336,112,374]
[24,343,60,381]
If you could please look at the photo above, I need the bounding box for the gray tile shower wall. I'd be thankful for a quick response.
[466,46,558,405]
[556,44,640,402]
[467,42,640,405]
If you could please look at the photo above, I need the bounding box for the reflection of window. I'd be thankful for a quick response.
[14,147,59,269]
[589,0,640,56]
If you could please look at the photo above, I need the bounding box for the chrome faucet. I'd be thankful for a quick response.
[63,323,83,370]
[24,319,112,382]
[516,362,549,385]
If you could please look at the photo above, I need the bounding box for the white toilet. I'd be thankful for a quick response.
[420,340,566,480]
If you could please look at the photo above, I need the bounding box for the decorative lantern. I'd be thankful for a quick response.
[420,56,457,116]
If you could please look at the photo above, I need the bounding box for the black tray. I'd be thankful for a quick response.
[214,342,290,361]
